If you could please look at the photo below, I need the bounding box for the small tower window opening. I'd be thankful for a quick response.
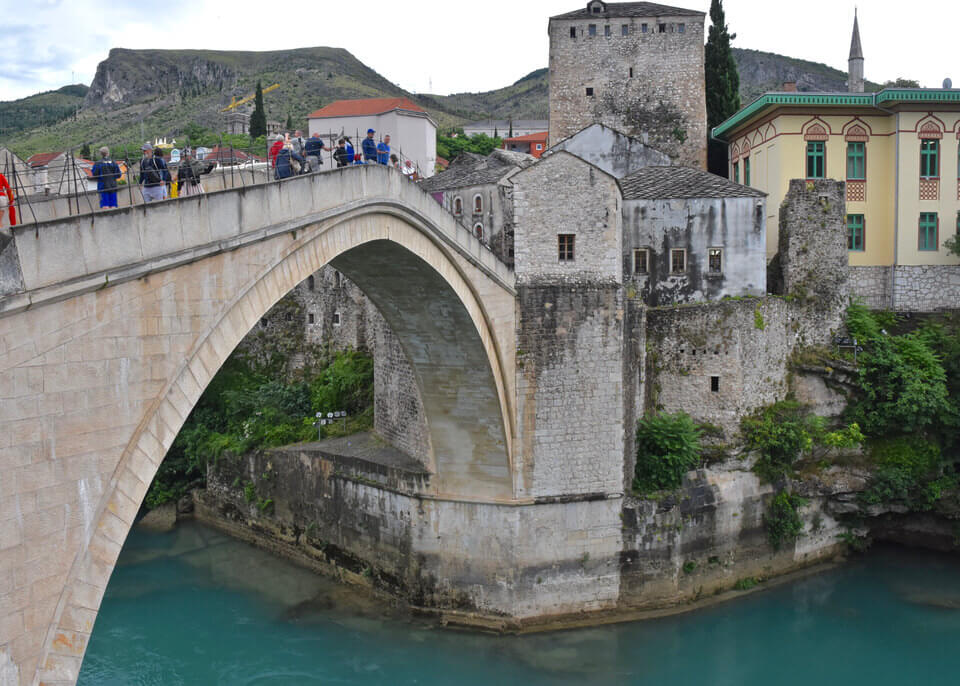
[710,376,720,393]
[333,311,342,327]
[670,249,686,274]
[629,67,634,78]
[334,270,342,287]
[308,313,315,324]
[588,24,597,36]
[678,23,685,33]
[641,23,648,33]
[453,196,463,215]
[658,23,667,33]
[633,248,649,274]
[622,24,629,36]
[605,25,611,37]
[307,275,315,291]
[586,87,594,97]
[474,223,484,240]
[708,248,723,274]
[558,234,575,262]
[473,194,483,214]
[570,26,577,38]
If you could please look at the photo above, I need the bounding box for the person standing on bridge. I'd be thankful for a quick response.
[91,147,121,209]
[138,143,166,203]
[304,133,325,172]
[377,134,391,166]
[362,129,378,163]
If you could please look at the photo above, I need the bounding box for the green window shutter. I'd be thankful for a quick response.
[744,157,751,186]
[806,142,825,179]
[919,212,939,251]
[847,214,865,251]
[920,139,939,178]
[733,161,739,184]
[846,142,865,180]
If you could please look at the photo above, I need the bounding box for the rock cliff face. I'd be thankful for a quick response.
[732,48,881,101]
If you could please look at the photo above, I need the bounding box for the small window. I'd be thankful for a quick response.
[733,161,739,184]
[847,142,865,180]
[474,223,483,240]
[710,376,720,393]
[621,24,629,36]
[629,67,634,78]
[591,4,601,12]
[658,23,667,33]
[633,248,649,274]
[453,196,462,215]
[847,214,865,251]
[308,313,315,324]
[588,24,597,36]
[919,213,938,251]
[570,26,577,38]
[605,25,611,37]
[260,318,268,328]
[744,157,751,186]
[641,23,648,33]
[670,249,686,274]
[334,270,342,287]
[473,194,483,214]
[307,275,315,291]
[708,248,723,274]
[333,311,342,327]
[535,143,543,150]
[678,23,685,33]
[586,87,594,97]
[806,141,825,179]
[920,139,939,179]
[558,234,575,262]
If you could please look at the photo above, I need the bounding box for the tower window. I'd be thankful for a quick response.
[622,24,629,36]
[641,23,648,33]
[658,23,667,33]
[588,24,597,36]
[307,275,315,291]
[558,234,575,262]
[570,26,577,38]
[678,23,685,33]
[671,249,686,274]
[605,25,611,37]
[710,376,720,393]
[586,87,594,97]
[629,67,634,78]
[708,248,723,274]
[308,313,315,324]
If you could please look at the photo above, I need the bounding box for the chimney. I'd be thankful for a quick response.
[782,81,798,92]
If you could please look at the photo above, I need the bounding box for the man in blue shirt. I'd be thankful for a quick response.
[91,146,121,208]
[361,129,378,163]
[376,134,391,166]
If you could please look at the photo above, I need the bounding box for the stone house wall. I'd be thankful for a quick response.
[437,181,515,266]
[548,10,707,168]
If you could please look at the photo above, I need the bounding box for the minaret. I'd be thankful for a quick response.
[848,9,864,93]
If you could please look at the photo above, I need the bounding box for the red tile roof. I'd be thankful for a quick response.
[503,131,549,143]
[26,151,64,168]
[308,97,425,119]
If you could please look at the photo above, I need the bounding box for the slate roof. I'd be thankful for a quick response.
[503,131,549,143]
[552,2,703,20]
[619,166,766,200]
[418,150,534,192]
[308,97,424,119]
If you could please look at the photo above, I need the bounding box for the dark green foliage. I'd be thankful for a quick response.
[764,491,807,551]
[844,303,953,438]
[734,577,758,591]
[741,401,816,481]
[705,0,740,130]
[0,85,87,138]
[860,438,951,510]
[682,561,697,574]
[435,131,503,162]
[285,113,294,130]
[78,143,91,159]
[634,412,702,493]
[249,82,267,139]
[145,349,374,508]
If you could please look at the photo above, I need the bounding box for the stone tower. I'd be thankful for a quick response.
[548,0,707,168]
[848,9,864,93]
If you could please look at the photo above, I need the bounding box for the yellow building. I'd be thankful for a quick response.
[712,15,960,310]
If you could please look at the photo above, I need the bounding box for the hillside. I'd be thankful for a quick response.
[0,85,88,139]
[1,45,887,158]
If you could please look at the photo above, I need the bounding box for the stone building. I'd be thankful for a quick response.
[713,12,960,311]
[544,122,671,179]
[621,166,767,306]
[548,0,707,168]
[418,149,537,266]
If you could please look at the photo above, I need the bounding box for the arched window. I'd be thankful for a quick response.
[306,275,315,291]
[474,223,484,240]
[453,197,462,216]
[473,194,483,214]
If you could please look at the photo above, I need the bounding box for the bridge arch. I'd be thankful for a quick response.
[0,167,517,684]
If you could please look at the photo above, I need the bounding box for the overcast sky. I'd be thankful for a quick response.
[1,0,957,102]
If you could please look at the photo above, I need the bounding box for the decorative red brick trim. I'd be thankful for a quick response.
[847,180,866,202]
[804,123,829,141]
[920,178,939,200]
[845,124,869,142]
[918,121,943,139]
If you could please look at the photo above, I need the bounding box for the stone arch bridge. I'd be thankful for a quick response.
[0,166,554,684]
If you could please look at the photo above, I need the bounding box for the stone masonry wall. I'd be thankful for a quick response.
[848,266,892,310]
[891,265,960,312]
[548,13,707,168]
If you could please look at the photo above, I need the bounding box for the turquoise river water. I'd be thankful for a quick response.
[79,521,960,685]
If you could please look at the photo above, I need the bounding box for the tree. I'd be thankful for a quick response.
[78,143,91,159]
[249,82,267,139]
[705,0,741,175]
[883,78,920,88]
[286,113,294,130]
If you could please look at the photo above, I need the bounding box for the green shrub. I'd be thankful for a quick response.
[633,412,702,493]
[741,401,815,481]
[734,577,759,591]
[860,437,947,509]
[764,491,807,551]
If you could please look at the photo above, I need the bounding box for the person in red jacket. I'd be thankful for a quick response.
[268,135,285,168]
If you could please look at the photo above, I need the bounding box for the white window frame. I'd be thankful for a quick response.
[453,196,463,216]
[333,310,342,327]
[473,193,483,215]
[707,247,723,275]
[473,222,484,240]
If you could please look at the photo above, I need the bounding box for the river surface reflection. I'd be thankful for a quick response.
[79,521,960,685]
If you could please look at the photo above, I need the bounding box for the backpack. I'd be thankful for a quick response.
[100,161,120,190]
[141,157,162,185]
